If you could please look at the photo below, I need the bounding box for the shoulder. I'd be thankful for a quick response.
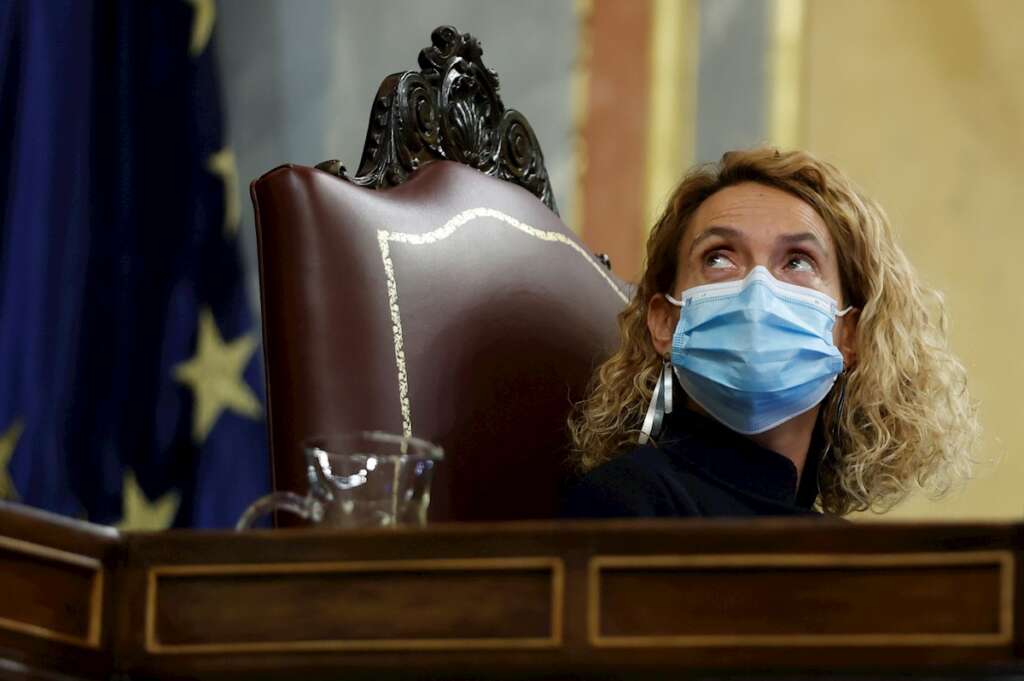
[561,444,699,518]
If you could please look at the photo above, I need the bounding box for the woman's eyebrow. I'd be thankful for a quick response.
[689,225,743,254]
[778,231,827,252]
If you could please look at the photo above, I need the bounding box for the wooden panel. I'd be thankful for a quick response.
[4,499,1021,679]
[590,552,1014,647]
[0,536,104,649]
[145,557,563,654]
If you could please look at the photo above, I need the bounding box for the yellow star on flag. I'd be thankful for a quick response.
[0,419,24,500]
[207,148,241,237]
[118,469,180,531]
[174,307,262,444]
[186,0,216,57]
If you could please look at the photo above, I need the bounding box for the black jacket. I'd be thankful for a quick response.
[562,407,827,518]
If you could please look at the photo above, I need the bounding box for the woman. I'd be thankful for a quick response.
[565,148,977,518]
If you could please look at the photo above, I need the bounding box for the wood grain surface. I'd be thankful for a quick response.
[2,501,1023,679]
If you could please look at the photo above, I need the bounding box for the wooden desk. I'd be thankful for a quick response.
[1,501,1021,679]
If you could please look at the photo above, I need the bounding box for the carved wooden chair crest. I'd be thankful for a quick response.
[317,25,558,214]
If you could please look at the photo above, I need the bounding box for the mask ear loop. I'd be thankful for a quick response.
[640,293,683,445]
[662,357,673,416]
[661,293,682,421]
[639,358,673,445]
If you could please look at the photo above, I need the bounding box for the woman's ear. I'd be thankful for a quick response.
[837,308,860,368]
[646,294,678,356]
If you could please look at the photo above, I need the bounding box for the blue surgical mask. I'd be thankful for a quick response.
[666,266,852,435]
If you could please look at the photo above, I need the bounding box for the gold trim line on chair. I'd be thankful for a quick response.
[376,231,413,438]
[376,207,630,439]
[588,550,1015,648]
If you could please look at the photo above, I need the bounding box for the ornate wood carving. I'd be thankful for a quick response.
[317,26,558,214]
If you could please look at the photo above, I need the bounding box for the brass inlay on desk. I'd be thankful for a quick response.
[0,535,104,649]
[589,551,1014,648]
[145,556,564,654]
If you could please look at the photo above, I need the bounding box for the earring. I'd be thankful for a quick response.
[639,358,674,445]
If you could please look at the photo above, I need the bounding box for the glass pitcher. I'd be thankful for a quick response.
[236,431,443,530]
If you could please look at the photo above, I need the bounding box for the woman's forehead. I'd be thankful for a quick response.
[685,182,833,250]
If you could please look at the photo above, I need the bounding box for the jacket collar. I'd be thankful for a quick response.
[658,406,823,509]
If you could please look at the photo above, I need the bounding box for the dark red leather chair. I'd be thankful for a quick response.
[250,26,627,522]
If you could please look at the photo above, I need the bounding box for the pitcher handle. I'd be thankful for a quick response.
[235,491,325,530]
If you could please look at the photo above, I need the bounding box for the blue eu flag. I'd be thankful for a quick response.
[0,0,270,528]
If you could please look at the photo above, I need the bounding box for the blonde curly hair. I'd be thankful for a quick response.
[568,147,978,515]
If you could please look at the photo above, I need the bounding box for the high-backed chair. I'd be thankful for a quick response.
[251,26,628,522]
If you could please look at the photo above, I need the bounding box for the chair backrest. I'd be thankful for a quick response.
[250,27,627,522]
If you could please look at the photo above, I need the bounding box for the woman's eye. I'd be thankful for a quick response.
[705,252,736,269]
[785,254,815,272]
